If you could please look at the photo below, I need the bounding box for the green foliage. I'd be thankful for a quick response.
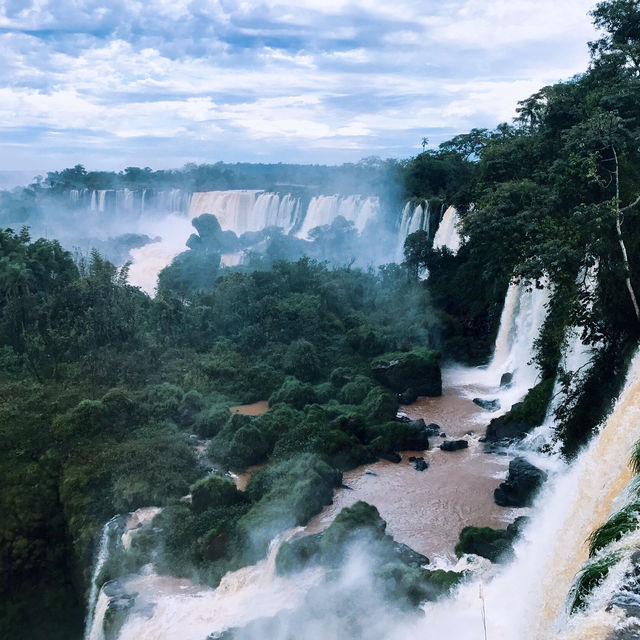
[588,502,640,556]
[455,525,518,563]
[269,377,318,410]
[191,474,242,514]
[569,553,622,613]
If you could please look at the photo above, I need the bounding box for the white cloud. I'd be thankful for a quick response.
[0,0,599,169]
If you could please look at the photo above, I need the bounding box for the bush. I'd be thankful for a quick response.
[362,387,398,423]
[371,348,442,397]
[191,474,242,514]
[269,377,318,410]
[282,339,321,382]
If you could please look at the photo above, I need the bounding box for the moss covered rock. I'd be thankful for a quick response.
[371,348,441,398]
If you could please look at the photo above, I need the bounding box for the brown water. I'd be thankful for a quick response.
[306,383,518,561]
[230,401,269,416]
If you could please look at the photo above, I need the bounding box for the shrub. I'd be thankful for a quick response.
[191,474,241,514]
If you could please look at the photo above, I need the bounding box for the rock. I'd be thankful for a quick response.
[485,411,533,444]
[382,452,402,463]
[371,348,442,398]
[440,439,469,452]
[478,436,487,443]
[440,432,447,438]
[425,422,441,436]
[473,398,501,412]
[414,458,429,471]
[408,456,417,462]
[466,431,475,436]
[494,457,547,507]
[500,372,513,387]
[391,542,429,567]
[364,472,377,477]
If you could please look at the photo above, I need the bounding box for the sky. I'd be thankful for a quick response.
[0,0,600,173]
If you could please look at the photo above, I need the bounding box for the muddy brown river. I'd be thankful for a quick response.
[306,375,520,561]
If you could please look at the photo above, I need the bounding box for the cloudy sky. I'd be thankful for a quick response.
[0,0,599,172]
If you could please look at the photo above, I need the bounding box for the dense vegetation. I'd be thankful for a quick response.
[0,226,440,637]
[401,0,640,453]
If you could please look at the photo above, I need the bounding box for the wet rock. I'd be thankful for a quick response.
[500,372,513,387]
[102,581,136,640]
[494,457,547,507]
[440,439,468,452]
[382,452,402,463]
[466,431,475,436]
[425,422,442,436]
[414,458,429,471]
[473,398,501,412]
[440,432,447,438]
[392,542,429,567]
[408,456,417,462]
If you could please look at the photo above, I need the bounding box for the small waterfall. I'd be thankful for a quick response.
[86,589,109,640]
[432,205,461,254]
[84,516,120,640]
[396,200,430,262]
[484,281,551,403]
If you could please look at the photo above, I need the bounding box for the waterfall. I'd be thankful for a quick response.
[127,214,195,294]
[296,195,380,239]
[117,529,322,640]
[396,200,430,262]
[393,347,640,640]
[86,589,109,640]
[84,516,120,640]
[483,281,551,404]
[432,205,461,254]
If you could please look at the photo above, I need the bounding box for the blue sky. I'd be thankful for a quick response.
[0,0,598,172]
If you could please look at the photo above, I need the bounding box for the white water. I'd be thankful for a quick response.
[87,589,109,640]
[127,214,195,294]
[84,516,119,640]
[395,201,430,262]
[432,205,461,254]
[296,194,379,239]
[453,280,551,417]
[117,530,323,640]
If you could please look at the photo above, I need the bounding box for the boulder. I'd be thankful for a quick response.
[425,422,442,436]
[382,452,402,463]
[440,440,468,452]
[371,348,442,398]
[414,458,429,471]
[500,372,513,388]
[473,398,501,412]
[494,457,547,507]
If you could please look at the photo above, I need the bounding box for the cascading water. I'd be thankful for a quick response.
[84,516,120,640]
[390,347,640,640]
[395,201,430,262]
[296,194,379,239]
[432,205,461,254]
[116,529,323,640]
[189,190,300,236]
[483,281,551,406]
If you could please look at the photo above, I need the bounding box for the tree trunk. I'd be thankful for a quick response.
[613,146,640,322]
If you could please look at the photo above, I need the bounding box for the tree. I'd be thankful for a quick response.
[590,0,640,73]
